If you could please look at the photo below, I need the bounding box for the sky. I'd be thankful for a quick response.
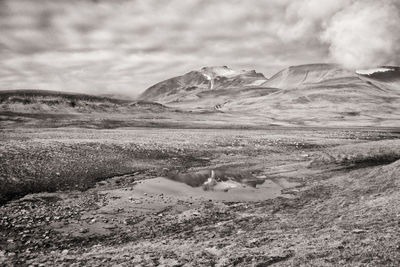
[0,0,399,97]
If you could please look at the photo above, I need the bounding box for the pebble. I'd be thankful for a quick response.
[79,228,89,233]
[61,249,69,255]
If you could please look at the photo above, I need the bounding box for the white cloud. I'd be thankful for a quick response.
[322,0,400,69]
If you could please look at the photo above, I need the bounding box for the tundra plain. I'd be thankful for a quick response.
[1,124,400,266]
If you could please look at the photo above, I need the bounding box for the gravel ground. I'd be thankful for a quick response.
[1,127,400,266]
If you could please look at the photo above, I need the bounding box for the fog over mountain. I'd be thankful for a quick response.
[0,0,399,97]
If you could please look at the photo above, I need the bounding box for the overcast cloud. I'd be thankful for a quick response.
[0,0,399,97]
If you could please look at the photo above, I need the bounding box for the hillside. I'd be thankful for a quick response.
[261,63,354,89]
[0,89,168,114]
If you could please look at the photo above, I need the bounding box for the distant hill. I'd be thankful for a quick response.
[0,89,168,114]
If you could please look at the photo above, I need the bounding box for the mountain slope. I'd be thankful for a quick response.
[261,64,355,89]
[224,64,400,126]
[139,66,267,103]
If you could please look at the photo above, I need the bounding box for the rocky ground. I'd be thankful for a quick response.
[1,127,400,266]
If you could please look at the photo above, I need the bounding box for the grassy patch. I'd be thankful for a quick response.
[310,139,400,168]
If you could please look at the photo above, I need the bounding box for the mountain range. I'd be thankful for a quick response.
[139,64,400,126]
[1,64,399,127]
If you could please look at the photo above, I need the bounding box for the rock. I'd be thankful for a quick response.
[352,229,366,233]
[79,228,89,233]
[61,249,69,255]
[103,225,117,230]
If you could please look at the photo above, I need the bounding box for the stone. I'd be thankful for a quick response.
[79,228,89,233]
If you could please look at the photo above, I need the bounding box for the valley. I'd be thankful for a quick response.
[0,63,400,265]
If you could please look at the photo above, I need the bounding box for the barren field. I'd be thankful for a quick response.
[1,126,400,266]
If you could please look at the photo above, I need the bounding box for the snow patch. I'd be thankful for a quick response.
[248,79,267,86]
[202,73,212,80]
[356,67,394,75]
[201,66,244,78]
[202,73,214,89]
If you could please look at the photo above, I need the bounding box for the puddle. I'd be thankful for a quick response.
[133,176,297,202]
[94,169,302,223]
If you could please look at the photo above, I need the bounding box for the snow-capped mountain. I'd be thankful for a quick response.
[139,66,266,102]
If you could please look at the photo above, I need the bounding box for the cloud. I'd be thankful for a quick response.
[322,0,400,69]
[273,0,400,69]
[0,0,399,97]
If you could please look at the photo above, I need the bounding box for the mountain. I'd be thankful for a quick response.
[260,64,354,89]
[2,64,399,128]
[141,64,400,127]
[139,66,267,103]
